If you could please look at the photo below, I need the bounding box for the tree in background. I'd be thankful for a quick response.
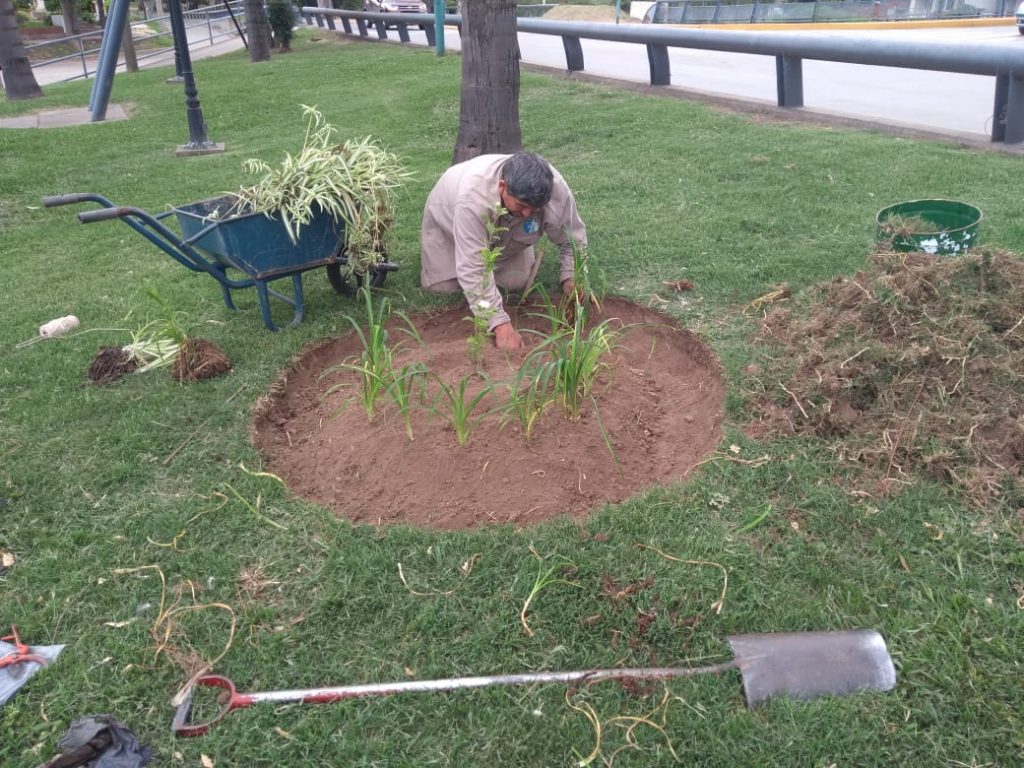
[244,0,271,61]
[0,0,43,99]
[267,0,295,51]
[452,0,522,164]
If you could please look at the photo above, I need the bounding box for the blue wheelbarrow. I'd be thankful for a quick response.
[43,193,399,331]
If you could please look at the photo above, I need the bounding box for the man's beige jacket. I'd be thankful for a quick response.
[421,154,587,330]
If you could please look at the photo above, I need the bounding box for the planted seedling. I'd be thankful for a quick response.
[432,373,495,447]
[531,312,623,421]
[323,286,420,421]
[466,204,508,364]
[523,283,570,337]
[561,238,605,328]
[385,363,429,441]
[500,357,558,443]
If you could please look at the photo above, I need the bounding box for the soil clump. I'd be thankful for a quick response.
[748,248,1024,507]
[254,296,725,529]
[171,337,232,382]
[87,346,137,384]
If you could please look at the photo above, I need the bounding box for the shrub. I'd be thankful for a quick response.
[42,0,96,25]
[267,0,296,50]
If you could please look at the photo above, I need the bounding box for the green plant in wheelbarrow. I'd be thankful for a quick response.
[232,105,412,286]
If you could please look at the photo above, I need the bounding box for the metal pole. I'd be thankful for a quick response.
[168,4,184,80]
[222,0,248,49]
[89,0,130,120]
[434,0,445,55]
[167,0,223,154]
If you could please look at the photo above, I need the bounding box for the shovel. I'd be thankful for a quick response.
[171,629,896,736]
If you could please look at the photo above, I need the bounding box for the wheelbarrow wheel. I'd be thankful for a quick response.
[326,263,389,296]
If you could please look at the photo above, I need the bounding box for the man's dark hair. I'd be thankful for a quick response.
[500,152,554,208]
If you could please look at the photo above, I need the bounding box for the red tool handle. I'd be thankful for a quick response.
[171,675,254,737]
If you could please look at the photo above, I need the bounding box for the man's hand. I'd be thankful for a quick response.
[493,322,523,350]
[561,278,576,299]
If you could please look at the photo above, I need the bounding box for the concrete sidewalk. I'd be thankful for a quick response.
[0,33,247,130]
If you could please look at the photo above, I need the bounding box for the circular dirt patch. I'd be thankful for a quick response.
[254,297,725,529]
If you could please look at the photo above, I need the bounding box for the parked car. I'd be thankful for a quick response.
[1017,1,1024,35]
[363,0,428,13]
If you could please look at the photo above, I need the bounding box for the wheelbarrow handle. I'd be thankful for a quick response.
[42,192,114,208]
[78,207,138,224]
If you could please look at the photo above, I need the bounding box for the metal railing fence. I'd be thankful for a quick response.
[299,7,1024,144]
[646,0,1017,25]
[27,1,246,84]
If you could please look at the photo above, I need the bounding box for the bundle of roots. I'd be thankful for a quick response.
[88,338,231,384]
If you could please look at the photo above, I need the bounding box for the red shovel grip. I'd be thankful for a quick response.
[171,675,250,737]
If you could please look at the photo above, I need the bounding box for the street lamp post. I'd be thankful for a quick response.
[167,0,224,155]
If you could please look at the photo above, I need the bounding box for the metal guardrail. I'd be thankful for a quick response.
[646,0,1015,25]
[300,6,1024,144]
[27,2,245,84]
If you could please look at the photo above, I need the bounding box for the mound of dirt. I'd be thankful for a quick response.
[749,249,1024,506]
[88,346,137,384]
[171,337,232,382]
[254,297,724,529]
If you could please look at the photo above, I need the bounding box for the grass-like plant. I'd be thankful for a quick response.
[385,362,429,441]
[122,287,189,373]
[519,549,579,637]
[466,204,508,363]
[532,313,623,421]
[323,286,420,421]
[561,238,606,328]
[233,105,411,274]
[500,357,558,443]
[432,373,495,447]
[523,283,570,337]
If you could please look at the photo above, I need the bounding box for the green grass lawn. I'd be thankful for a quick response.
[1,31,1022,767]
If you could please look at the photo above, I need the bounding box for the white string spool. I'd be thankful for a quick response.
[38,315,80,338]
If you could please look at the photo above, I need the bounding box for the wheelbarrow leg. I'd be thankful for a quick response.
[217,274,238,312]
[288,273,305,327]
[254,281,280,332]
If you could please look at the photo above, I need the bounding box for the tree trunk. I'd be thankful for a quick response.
[59,0,80,35]
[121,14,138,72]
[244,0,272,62]
[0,0,43,100]
[452,0,521,164]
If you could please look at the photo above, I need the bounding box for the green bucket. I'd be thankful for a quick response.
[875,199,982,256]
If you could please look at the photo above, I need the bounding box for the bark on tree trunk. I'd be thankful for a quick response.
[452,0,522,165]
[244,0,272,62]
[0,0,43,100]
[121,14,138,72]
[59,0,80,35]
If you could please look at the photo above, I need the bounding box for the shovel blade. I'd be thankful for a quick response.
[727,629,896,707]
